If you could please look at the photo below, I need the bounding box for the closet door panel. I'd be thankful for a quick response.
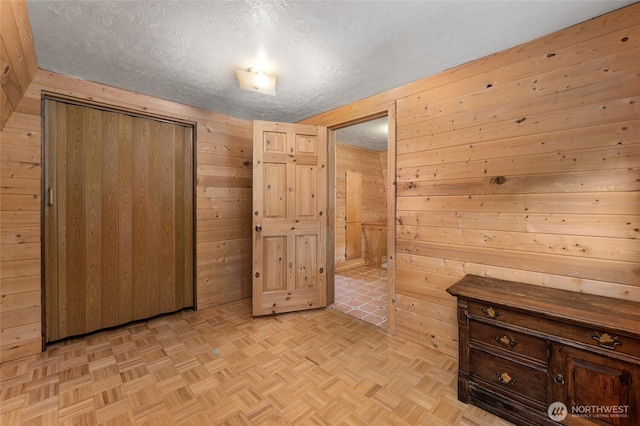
[44,100,195,342]
[43,100,59,340]
[84,107,103,332]
[132,118,150,320]
[173,126,194,309]
[65,104,86,337]
[118,114,134,324]
[101,111,119,328]
[174,126,186,309]
[146,119,162,318]
[159,122,176,314]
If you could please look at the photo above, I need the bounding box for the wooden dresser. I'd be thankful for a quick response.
[447,275,640,426]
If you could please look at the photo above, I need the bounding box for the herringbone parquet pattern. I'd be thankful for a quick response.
[0,299,513,425]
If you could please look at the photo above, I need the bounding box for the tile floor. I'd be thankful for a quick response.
[330,265,388,329]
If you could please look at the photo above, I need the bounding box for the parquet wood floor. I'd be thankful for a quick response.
[0,299,513,425]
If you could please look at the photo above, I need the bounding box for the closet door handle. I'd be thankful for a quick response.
[48,187,54,206]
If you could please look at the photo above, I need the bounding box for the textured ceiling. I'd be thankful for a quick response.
[26,0,633,149]
[336,118,388,151]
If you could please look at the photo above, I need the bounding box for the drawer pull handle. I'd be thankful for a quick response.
[553,374,565,385]
[495,335,516,347]
[592,332,622,350]
[481,306,501,319]
[496,372,516,385]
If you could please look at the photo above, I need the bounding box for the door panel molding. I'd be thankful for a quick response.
[252,121,328,316]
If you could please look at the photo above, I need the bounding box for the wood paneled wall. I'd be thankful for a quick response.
[302,4,640,358]
[0,70,253,363]
[335,143,388,269]
[0,0,37,130]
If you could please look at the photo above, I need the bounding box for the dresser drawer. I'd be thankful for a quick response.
[469,320,547,363]
[468,301,640,360]
[469,348,547,404]
[468,301,524,324]
[551,322,640,360]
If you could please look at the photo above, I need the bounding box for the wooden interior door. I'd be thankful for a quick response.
[345,170,362,260]
[252,120,327,316]
[43,99,194,342]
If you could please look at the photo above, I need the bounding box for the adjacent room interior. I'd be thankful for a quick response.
[331,118,390,328]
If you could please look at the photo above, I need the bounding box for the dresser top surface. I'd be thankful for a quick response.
[447,275,640,337]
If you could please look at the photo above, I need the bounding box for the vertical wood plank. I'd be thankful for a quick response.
[386,104,397,335]
[84,107,102,332]
[65,104,85,337]
[101,111,118,328]
[55,102,68,340]
[326,130,336,305]
[183,127,194,307]
[43,99,58,341]
[132,118,149,320]
[174,126,186,309]
[264,237,287,291]
[345,223,362,260]
[263,163,286,218]
[345,170,362,222]
[295,165,317,219]
[118,114,135,324]
[146,119,161,317]
[345,170,363,260]
[9,0,37,79]
[316,126,328,307]
[0,1,31,94]
[118,113,134,323]
[159,122,175,313]
[295,235,317,289]
[1,39,23,109]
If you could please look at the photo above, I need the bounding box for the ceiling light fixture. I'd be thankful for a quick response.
[235,67,276,96]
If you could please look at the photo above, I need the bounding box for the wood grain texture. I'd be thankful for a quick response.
[345,170,363,260]
[252,121,327,316]
[0,300,513,425]
[0,0,37,129]
[449,275,640,426]
[1,68,252,362]
[335,144,387,268]
[43,101,195,341]
[301,3,640,358]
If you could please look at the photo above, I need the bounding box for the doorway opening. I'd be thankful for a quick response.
[328,116,392,329]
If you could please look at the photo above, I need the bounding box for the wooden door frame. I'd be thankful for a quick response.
[40,94,198,349]
[326,102,397,334]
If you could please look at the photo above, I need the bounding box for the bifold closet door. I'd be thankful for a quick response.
[44,99,194,342]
